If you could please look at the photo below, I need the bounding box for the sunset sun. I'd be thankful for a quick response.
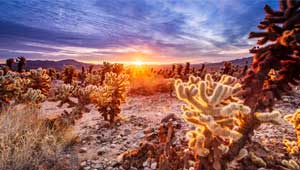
[133,60,144,66]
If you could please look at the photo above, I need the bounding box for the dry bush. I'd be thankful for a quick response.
[0,106,74,170]
[128,74,172,96]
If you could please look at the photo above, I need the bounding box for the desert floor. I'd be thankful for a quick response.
[42,91,300,170]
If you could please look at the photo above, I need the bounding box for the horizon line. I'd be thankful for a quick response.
[0,56,251,65]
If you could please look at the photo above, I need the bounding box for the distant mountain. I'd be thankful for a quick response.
[24,59,99,70]
[202,57,252,69]
[0,59,100,71]
[0,57,252,70]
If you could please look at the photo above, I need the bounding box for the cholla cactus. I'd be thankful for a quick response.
[175,74,251,169]
[27,68,51,95]
[73,85,98,112]
[85,73,103,86]
[281,159,300,170]
[95,72,129,124]
[284,109,300,154]
[21,88,46,106]
[55,84,76,107]
[62,65,78,84]
[0,71,30,108]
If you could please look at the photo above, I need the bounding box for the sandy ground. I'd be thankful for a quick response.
[40,91,300,170]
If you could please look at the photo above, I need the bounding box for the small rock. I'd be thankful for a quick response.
[123,129,131,136]
[79,147,88,153]
[93,163,104,169]
[97,147,107,155]
[80,161,87,167]
[136,132,145,139]
[150,162,157,169]
[111,160,118,167]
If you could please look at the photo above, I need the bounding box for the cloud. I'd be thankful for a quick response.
[0,0,278,63]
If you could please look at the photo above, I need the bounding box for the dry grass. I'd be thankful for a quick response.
[0,106,75,170]
[128,74,173,96]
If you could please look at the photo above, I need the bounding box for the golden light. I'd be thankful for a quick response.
[133,60,144,66]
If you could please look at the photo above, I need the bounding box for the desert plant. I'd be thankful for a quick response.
[20,88,46,107]
[62,65,78,84]
[5,58,15,71]
[17,56,26,73]
[0,106,75,170]
[284,109,300,155]
[0,71,30,108]
[220,0,300,168]
[119,115,191,170]
[85,72,103,86]
[47,68,58,80]
[175,74,252,169]
[26,68,51,95]
[91,72,129,124]
[54,83,76,107]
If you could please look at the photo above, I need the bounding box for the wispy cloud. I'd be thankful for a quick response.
[0,0,278,63]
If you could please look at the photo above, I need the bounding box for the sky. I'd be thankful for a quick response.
[0,0,278,64]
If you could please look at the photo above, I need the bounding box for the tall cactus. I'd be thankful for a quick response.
[223,0,300,168]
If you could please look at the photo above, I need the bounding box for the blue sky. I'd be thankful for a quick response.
[0,0,277,64]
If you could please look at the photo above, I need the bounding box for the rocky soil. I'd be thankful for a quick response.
[41,90,300,170]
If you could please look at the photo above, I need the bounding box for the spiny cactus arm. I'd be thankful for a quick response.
[255,110,281,124]
[284,109,300,147]
[281,159,300,170]
[249,151,267,167]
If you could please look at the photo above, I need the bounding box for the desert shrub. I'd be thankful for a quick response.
[0,106,74,170]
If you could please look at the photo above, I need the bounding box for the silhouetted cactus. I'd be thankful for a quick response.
[16,56,26,73]
[88,65,94,74]
[5,58,15,71]
[183,62,190,75]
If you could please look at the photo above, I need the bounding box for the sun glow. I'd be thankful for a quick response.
[133,60,144,66]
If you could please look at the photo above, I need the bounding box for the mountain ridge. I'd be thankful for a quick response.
[0,57,252,70]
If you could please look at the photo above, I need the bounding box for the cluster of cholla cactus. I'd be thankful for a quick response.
[0,67,51,109]
[0,70,30,108]
[25,68,51,95]
[20,88,46,107]
[91,72,129,124]
[62,65,78,84]
[1,57,27,74]
[52,69,129,126]
[220,62,242,77]
[175,74,253,169]
[49,84,92,129]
